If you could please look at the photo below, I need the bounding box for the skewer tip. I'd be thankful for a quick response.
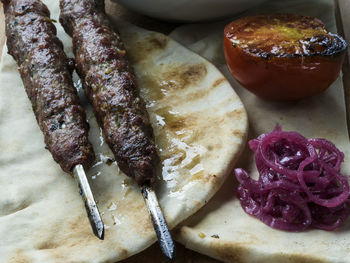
[91,214,104,240]
[73,165,105,240]
[161,241,175,260]
[141,186,176,260]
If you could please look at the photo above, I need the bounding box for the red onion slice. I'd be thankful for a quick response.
[235,126,350,231]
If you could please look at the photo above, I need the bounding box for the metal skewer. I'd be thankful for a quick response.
[73,164,104,240]
[68,0,173,252]
[141,185,175,260]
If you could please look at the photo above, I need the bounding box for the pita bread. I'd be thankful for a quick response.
[171,0,350,262]
[0,0,247,262]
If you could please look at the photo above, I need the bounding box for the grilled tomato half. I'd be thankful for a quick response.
[224,14,348,101]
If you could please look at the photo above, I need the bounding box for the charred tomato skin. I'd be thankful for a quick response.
[224,14,347,101]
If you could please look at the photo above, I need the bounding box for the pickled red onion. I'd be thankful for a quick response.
[235,126,350,231]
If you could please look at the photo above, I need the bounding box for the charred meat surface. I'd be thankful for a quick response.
[59,0,158,185]
[3,0,95,172]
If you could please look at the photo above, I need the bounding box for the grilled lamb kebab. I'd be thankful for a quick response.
[59,0,157,186]
[59,0,175,258]
[2,0,104,239]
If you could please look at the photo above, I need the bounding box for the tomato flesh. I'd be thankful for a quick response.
[224,14,347,101]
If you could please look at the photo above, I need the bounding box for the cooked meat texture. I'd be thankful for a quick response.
[3,0,95,173]
[59,0,158,185]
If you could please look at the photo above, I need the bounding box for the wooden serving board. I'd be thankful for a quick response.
[0,1,349,262]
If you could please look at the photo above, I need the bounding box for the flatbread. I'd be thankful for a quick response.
[0,0,247,262]
[171,0,350,262]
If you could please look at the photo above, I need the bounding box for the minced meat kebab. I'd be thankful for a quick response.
[59,0,158,186]
[2,0,95,172]
[2,0,105,239]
